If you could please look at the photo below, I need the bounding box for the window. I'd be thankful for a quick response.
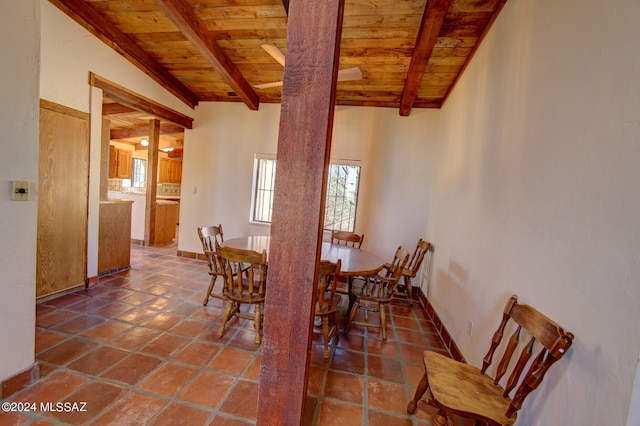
[251,155,361,232]
[122,158,147,189]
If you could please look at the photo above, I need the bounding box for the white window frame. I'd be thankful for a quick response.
[250,154,361,232]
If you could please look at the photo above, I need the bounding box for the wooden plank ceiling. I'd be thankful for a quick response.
[51,0,509,153]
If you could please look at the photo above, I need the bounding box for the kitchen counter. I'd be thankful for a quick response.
[154,200,179,244]
[98,199,133,274]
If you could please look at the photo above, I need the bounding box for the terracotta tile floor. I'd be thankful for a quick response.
[2,241,464,425]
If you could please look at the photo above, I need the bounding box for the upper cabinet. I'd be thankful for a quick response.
[109,145,132,179]
[158,157,182,183]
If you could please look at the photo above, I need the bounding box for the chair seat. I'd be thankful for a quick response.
[424,351,516,426]
[383,262,415,278]
[225,289,265,304]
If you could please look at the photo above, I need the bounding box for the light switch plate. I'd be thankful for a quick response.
[12,181,30,201]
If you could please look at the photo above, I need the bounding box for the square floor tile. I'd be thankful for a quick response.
[138,363,198,397]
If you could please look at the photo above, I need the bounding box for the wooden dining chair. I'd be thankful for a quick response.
[313,259,342,359]
[216,245,268,346]
[345,246,409,340]
[330,230,365,297]
[197,225,226,306]
[387,238,433,307]
[407,294,574,426]
[330,230,365,248]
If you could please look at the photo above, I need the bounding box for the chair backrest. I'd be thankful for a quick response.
[197,225,224,273]
[330,230,364,248]
[216,245,268,302]
[406,238,432,275]
[198,225,224,251]
[482,295,574,418]
[315,259,342,314]
[372,246,410,299]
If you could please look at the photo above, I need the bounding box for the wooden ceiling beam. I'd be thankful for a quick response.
[102,103,137,116]
[156,0,260,111]
[399,0,452,116]
[48,0,199,109]
[110,123,184,140]
[90,73,193,129]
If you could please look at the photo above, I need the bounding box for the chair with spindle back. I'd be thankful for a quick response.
[345,246,410,340]
[330,230,365,298]
[216,245,268,346]
[313,259,342,360]
[407,294,574,426]
[330,230,364,248]
[197,225,225,306]
[387,238,432,307]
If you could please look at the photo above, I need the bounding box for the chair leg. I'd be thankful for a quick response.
[344,297,360,334]
[407,368,431,414]
[203,274,217,306]
[322,316,330,359]
[254,302,262,346]
[432,410,450,426]
[380,302,388,340]
[218,300,238,338]
[405,276,413,307]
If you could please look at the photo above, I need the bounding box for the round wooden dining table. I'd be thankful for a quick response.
[221,235,385,276]
[221,235,386,312]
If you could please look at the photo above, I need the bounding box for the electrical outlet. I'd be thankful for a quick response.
[12,181,30,201]
[467,320,475,336]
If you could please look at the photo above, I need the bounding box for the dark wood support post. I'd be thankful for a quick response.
[144,119,160,246]
[256,0,345,424]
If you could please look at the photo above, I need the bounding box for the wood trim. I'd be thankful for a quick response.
[49,0,198,108]
[100,117,110,200]
[110,123,184,140]
[176,250,200,259]
[102,103,136,116]
[39,99,90,120]
[1,363,40,399]
[144,120,160,246]
[156,0,259,111]
[89,73,193,129]
[419,293,466,363]
[399,0,452,116]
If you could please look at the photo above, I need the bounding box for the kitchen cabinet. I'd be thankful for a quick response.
[170,159,182,183]
[158,157,182,183]
[109,145,132,179]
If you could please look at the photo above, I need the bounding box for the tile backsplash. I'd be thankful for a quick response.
[158,183,181,197]
[108,179,181,197]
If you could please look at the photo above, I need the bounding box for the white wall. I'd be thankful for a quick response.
[178,103,438,261]
[0,0,39,381]
[427,0,640,424]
